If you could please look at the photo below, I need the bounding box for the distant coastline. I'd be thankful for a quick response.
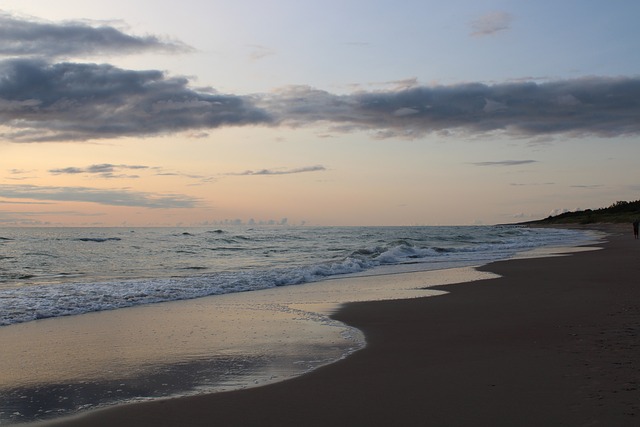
[521,200,640,225]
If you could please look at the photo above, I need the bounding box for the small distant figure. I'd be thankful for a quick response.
[634,219,639,239]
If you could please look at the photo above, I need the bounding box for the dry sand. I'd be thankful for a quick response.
[41,225,640,426]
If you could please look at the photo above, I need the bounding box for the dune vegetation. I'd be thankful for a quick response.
[528,200,640,224]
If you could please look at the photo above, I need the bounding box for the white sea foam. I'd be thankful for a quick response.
[0,225,599,326]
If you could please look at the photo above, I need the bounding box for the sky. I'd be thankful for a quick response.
[0,0,639,226]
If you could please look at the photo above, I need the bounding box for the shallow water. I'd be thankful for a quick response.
[0,266,496,425]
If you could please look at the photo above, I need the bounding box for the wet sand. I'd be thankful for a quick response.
[5,262,491,424]
[42,225,639,426]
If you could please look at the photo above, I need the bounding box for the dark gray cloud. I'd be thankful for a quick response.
[570,184,603,189]
[0,12,192,58]
[1,57,639,142]
[0,184,200,208]
[229,165,326,176]
[510,182,555,186]
[264,77,640,139]
[49,163,149,178]
[471,160,537,167]
[0,59,271,141]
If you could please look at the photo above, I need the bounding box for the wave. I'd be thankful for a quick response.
[0,226,599,327]
[0,258,374,326]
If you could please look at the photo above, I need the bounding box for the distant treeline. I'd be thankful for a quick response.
[528,200,640,224]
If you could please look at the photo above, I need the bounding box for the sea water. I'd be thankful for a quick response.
[0,225,598,424]
[0,226,596,327]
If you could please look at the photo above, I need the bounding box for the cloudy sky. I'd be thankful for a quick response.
[1,0,639,226]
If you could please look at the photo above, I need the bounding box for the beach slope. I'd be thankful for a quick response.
[44,227,639,426]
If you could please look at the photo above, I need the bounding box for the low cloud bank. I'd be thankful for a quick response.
[0,12,638,142]
[1,62,638,142]
[265,79,640,139]
[0,184,200,209]
[0,59,271,142]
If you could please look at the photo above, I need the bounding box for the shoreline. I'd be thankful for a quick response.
[5,259,494,425]
[37,224,639,426]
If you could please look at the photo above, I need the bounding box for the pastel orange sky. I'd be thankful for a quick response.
[1,1,639,226]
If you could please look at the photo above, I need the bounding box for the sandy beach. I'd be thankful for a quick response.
[40,225,639,426]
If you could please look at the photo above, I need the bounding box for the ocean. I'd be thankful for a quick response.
[0,225,595,327]
[0,225,597,424]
